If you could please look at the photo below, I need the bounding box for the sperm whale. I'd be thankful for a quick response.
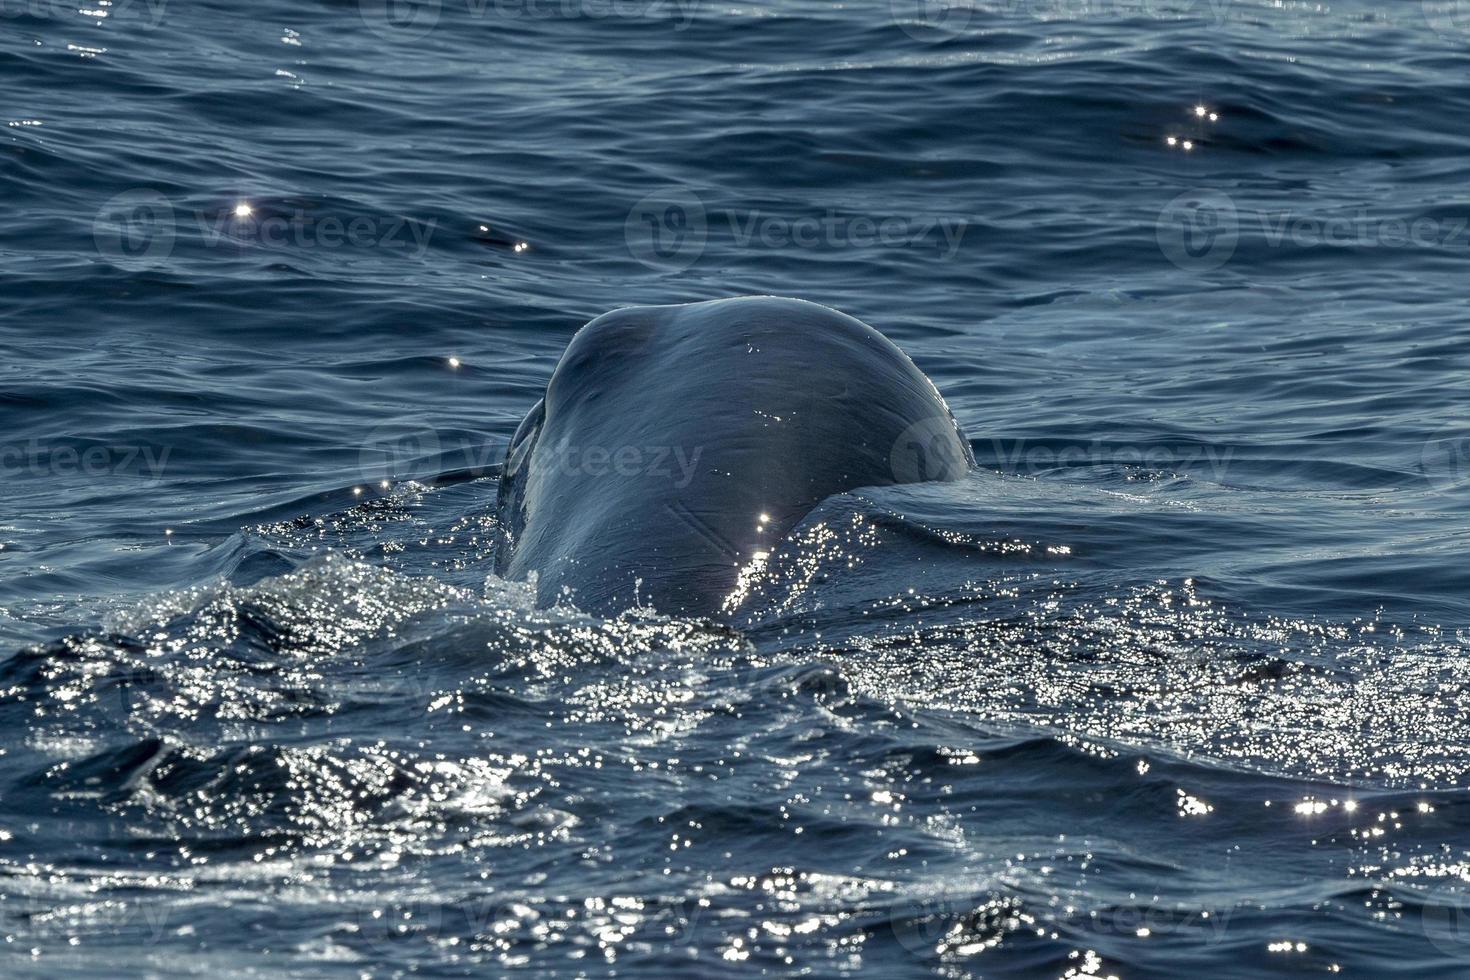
[493,296,973,617]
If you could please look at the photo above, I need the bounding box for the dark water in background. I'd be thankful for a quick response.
[5,0,1470,974]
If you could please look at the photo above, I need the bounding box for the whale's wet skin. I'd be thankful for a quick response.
[493,297,974,618]
[8,0,1470,976]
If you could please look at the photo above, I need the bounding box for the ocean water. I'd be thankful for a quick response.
[5,0,1470,975]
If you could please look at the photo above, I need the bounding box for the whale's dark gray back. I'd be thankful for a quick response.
[493,297,973,617]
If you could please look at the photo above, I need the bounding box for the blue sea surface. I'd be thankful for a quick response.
[4,0,1470,975]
